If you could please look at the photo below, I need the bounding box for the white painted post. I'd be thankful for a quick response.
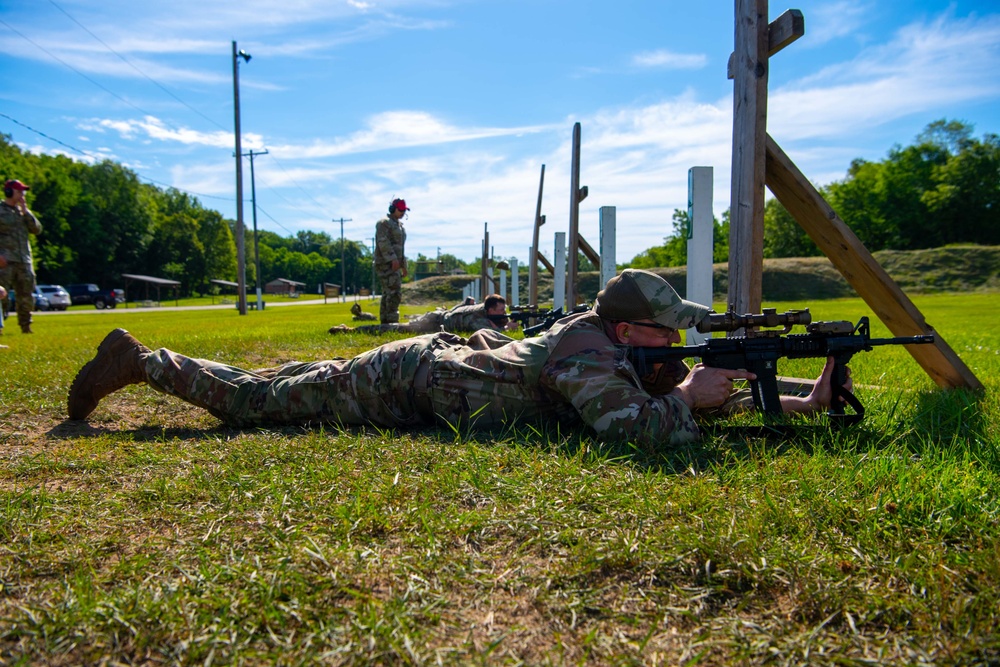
[599,206,617,292]
[686,166,714,344]
[553,232,567,311]
[510,259,520,307]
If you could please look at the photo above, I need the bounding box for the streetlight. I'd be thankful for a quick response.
[232,41,252,315]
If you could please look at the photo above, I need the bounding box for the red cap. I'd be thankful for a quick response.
[4,179,30,191]
[392,198,409,212]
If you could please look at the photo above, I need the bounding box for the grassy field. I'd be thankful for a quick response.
[1,293,997,665]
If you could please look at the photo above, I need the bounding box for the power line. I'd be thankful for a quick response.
[255,205,295,236]
[45,0,229,133]
[1,111,307,239]
[0,111,101,161]
[0,17,195,137]
[0,111,231,203]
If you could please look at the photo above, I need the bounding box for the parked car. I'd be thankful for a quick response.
[66,283,119,309]
[37,284,71,311]
[8,287,51,312]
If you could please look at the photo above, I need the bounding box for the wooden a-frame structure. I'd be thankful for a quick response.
[727,0,981,391]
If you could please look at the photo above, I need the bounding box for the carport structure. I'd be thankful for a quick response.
[121,274,182,307]
[209,279,240,304]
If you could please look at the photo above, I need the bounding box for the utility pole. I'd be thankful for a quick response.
[243,148,268,311]
[232,41,252,316]
[367,237,376,299]
[332,217,353,302]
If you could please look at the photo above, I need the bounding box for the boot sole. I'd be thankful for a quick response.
[67,328,131,420]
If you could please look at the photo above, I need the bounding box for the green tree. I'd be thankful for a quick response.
[148,212,205,295]
[199,210,238,288]
[763,197,820,258]
[627,209,728,268]
[922,132,1000,246]
[74,161,154,283]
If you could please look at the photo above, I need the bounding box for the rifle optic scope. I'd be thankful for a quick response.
[696,307,812,334]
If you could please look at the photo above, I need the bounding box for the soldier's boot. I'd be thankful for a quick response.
[68,329,151,420]
[328,324,354,334]
[20,324,32,334]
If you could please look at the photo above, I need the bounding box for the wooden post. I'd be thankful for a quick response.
[727,0,770,325]
[481,224,489,300]
[727,9,804,79]
[510,258,520,307]
[530,164,545,306]
[577,234,600,267]
[567,122,582,308]
[764,135,982,390]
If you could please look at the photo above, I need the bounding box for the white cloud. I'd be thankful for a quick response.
[806,0,871,46]
[271,111,556,158]
[631,49,707,70]
[80,115,265,150]
[770,12,1000,141]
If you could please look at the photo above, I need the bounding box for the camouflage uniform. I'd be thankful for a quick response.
[0,201,42,331]
[374,215,406,324]
[351,302,377,321]
[144,310,701,449]
[356,302,498,334]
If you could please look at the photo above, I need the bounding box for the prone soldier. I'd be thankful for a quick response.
[330,294,519,335]
[68,270,847,448]
[350,302,377,321]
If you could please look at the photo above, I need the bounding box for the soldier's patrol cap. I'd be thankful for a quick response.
[4,179,30,191]
[595,269,711,330]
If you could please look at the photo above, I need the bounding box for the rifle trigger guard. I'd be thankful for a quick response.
[828,384,864,428]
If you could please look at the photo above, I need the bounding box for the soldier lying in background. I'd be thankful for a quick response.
[350,302,377,321]
[330,294,520,335]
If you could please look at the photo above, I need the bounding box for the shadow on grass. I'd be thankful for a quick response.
[44,414,833,476]
[46,419,247,443]
[49,391,980,477]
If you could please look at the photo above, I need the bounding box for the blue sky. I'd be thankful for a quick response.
[1,0,998,265]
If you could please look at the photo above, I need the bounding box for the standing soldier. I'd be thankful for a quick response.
[0,179,43,334]
[374,198,408,324]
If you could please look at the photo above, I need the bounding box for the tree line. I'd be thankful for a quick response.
[630,119,1000,268]
[0,135,380,296]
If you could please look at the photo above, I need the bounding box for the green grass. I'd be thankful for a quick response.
[1,293,998,665]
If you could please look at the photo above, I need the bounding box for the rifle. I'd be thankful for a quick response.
[622,308,935,426]
[510,304,590,337]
